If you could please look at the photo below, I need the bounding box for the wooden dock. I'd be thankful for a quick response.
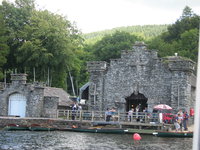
[0,109,176,132]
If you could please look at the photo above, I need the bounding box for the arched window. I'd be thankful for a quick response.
[8,93,27,117]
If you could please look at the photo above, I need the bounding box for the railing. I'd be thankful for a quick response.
[57,110,161,124]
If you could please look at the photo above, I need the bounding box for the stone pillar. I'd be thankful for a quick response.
[87,61,107,111]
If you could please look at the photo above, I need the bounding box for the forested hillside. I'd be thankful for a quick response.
[0,0,199,96]
[83,24,168,44]
[85,6,199,64]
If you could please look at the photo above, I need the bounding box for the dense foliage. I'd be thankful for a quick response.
[90,31,142,62]
[0,13,9,79]
[83,24,168,44]
[0,0,83,93]
[148,6,200,62]
[0,1,199,96]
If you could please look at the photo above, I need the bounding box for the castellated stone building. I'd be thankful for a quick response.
[86,42,196,113]
[0,74,72,118]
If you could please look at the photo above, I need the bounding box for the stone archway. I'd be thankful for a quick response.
[125,92,148,112]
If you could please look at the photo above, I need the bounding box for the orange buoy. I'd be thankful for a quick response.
[133,133,142,141]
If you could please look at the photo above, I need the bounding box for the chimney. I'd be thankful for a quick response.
[11,74,27,85]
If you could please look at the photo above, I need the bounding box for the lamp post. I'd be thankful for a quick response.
[177,84,179,109]
[93,83,96,105]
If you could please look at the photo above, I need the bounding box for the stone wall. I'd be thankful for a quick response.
[0,74,73,118]
[0,117,91,129]
[0,83,44,117]
[87,42,196,112]
[43,96,59,118]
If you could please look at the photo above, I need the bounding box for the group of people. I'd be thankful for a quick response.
[128,106,148,122]
[174,109,189,131]
[105,107,117,121]
[71,102,82,120]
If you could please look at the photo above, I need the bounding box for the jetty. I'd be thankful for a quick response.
[0,110,182,134]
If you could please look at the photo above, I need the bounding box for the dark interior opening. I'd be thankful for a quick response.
[81,86,89,100]
[125,92,148,112]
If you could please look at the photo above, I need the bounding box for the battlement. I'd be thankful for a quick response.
[87,61,107,72]
[11,73,27,84]
[133,41,147,47]
[163,56,195,72]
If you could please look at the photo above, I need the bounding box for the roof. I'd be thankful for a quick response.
[44,87,73,106]
[80,82,91,92]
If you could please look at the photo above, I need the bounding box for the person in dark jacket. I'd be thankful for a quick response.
[183,111,189,131]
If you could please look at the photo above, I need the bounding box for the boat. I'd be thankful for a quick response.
[91,121,120,126]
[4,124,29,131]
[64,127,128,134]
[29,124,56,131]
[126,128,156,135]
[153,131,193,138]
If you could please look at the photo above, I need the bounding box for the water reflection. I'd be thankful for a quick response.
[0,131,192,150]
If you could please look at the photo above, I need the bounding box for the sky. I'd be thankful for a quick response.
[3,0,200,33]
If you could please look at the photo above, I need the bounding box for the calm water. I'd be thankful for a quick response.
[0,131,192,150]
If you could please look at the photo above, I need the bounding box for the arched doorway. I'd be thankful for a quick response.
[8,93,27,117]
[125,92,148,112]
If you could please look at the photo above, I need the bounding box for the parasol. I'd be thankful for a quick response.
[153,104,172,110]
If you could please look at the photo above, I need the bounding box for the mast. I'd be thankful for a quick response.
[193,26,200,150]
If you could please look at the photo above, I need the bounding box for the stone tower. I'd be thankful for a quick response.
[87,61,107,110]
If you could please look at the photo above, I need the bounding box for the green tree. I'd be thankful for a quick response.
[0,13,9,79]
[1,0,83,91]
[149,6,199,62]
[1,0,35,70]
[92,31,142,62]
[17,10,82,88]
[163,6,199,42]
[177,28,199,62]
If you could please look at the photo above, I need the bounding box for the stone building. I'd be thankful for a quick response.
[0,74,72,118]
[86,42,196,113]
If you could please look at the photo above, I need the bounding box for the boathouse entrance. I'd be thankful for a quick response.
[8,93,27,117]
[125,92,148,112]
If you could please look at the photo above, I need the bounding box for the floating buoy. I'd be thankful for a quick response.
[133,133,142,141]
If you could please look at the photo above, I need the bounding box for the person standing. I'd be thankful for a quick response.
[72,103,77,120]
[177,113,183,131]
[105,108,112,122]
[128,108,134,122]
[183,111,189,131]
[136,105,139,122]
[174,114,181,131]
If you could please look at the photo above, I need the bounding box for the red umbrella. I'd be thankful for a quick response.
[153,104,172,110]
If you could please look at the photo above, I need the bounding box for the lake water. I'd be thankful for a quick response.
[0,131,192,150]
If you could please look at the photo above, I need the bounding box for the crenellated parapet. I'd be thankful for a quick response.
[163,56,195,73]
[11,74,27,85]
[87,61,107,72]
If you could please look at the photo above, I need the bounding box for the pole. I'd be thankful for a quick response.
[193,25,200,150]
[71,76,76,96]
[178,84,179,109]
[4,70,6,88]
[94,83,96,105]
[67,66,76,96]
[47,67,49,86]
[33,67,35,82]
